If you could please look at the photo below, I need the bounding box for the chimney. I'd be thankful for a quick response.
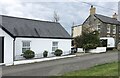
[90,5,96,15]
[112,13,118,19]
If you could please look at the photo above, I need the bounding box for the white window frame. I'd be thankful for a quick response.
[22,41,31,53]
[97,23,101,33]
[52,42,58,52]
[113,25,116,34]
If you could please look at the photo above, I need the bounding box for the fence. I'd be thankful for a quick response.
[15,51,71,61]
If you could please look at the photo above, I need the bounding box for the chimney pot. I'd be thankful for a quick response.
[112,13,118,19]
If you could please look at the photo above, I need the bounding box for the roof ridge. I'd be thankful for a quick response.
[0,14,59,24]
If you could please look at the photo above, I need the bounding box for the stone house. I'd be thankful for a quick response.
[83,6,120,46]
[72,6,120,47]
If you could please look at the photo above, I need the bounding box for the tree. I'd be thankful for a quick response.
[82,24,96,34]
[53,11,60,23]
[74,30,100,52]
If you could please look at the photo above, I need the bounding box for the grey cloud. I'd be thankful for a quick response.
[0,1,118,34]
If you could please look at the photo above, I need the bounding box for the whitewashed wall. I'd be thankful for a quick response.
[15,38,71,60]
[0,28,14,65]
[77,47,106,53]
[77,48,85,53]
[88,47,106,53]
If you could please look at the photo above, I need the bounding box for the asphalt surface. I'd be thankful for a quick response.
[2,52,118,76]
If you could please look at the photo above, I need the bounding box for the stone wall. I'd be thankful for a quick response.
[117,43,120,51]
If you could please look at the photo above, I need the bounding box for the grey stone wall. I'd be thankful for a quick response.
[117,43,120,51]
[82,15,119,47]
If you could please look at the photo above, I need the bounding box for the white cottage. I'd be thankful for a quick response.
[0,15,71,66]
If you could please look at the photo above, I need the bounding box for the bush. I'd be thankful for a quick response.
[22,50,35,59]
[83,44,97,50]
[43,50,48,57]
[54,49,63,56]
[74,30,100,52]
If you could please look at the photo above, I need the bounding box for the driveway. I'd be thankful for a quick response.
[2,52,118,76]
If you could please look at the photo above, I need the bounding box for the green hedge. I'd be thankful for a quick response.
[54,49,63,56]
[22,50,35,59]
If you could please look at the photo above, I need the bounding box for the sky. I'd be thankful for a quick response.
[0,0,119,34]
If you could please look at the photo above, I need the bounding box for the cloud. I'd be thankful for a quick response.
[0,0,118,34]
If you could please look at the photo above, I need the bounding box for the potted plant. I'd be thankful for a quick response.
[54,49,63,56]
[43,50,48,57]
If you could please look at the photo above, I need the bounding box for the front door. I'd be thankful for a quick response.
[0,37,4,63]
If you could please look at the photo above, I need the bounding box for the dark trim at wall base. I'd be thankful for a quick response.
[15,36,73,39]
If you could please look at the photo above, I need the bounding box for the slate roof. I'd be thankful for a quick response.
[0,15,71,39]
[94,14,120,25]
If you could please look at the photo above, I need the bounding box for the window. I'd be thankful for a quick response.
[22,41,31,53]
[107,24,111,33]
[98,25,101,29]
[52,42,58,52]
[113,25,116,34]
[97,23,101,33]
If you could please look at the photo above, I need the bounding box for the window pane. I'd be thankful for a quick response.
[22,48,30,53]
[52,47,55,52]
[23,41,30,47]
[22,48,26,53]
[53,42,58,46]
[52,47,58,52]
[98,25,100,28]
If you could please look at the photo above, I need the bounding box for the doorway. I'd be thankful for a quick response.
[0,37,4,63]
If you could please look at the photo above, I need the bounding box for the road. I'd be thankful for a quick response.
[2,52,118,76]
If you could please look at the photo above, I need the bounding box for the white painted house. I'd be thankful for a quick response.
[0,15,71,66]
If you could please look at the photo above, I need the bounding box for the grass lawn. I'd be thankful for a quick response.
[63,62,118,76]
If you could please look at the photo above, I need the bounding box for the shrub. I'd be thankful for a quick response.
[22,50,35,59]
[83,44,97,51]
[43,50,48,57]
[54,49,63,56]
[74,30,100,52]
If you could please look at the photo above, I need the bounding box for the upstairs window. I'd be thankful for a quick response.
[97,23,101,33]
[22,41,31,53]
[107,24,111,33]
[113,25,116,34]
